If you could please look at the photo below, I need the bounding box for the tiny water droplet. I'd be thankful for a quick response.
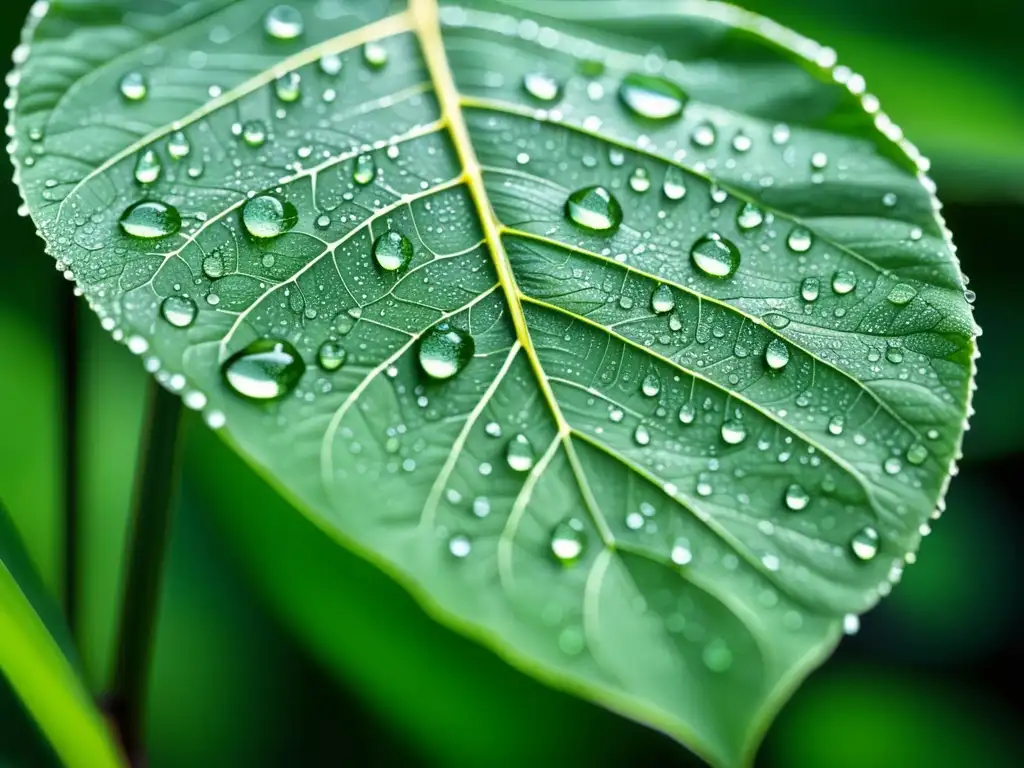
[242,194,298,238]
[506,434,536,472]
[264,4,304,40]
[887,283,917,305]
[550,518,586,564]
[565,186,623,233]
[133,148,162,184]
[373,230,414,271]
[650,284,675,314]
[800,277,820,302]
[736,203,764,230]
[690,232,740,279]
[765,338,790,370]
[363,42,388,69]
[522,71,562,102]
[784,483,810,511]
[721,420,746,445]
[222,339,305,401]
[160,296,197,328]
[787,227,813,253]
[810,151,828,170]
[353,153,376,185]
[119,201,181,238]
[832,270,857,295]
[417,322,474,380]
[617,72,687,121]
[850,526,880,561]
[119,71,147,101]
[317,341,347,371]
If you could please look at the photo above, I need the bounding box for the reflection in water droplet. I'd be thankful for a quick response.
[565,186,623,233]
[850,526,880,561]
[161,296,197,328]
[800,277,820,302]
[134,149,162,184]
[736,203,764,230]
[887,283,917,305]
[373,230,414,271]
[119,201,181,238]
[832,270,857,295]
[784,483,810,511]
[119,71,148,101]
[651,284,675,314]
[690,233,740,279]
[787,227,813,253]
[222,339,305,401]
[417,323,474,380]
[363,42,388,69]
[353,153,376,185]
[550,518,586,564]
[765,338,790,370]
[242,194,298,238]
[317,341,347,371]
[721,420,746,445]
[506,434,536,472]
[264,5,304,40]
[617,73,687,121]
[522,72,562,102]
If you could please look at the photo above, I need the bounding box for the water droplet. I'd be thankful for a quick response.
[119,71,147,101]
[765,338,790,370]
[353,153,376,185]
[827,415,844,435]
[275,71,301,102]
[832,270,857,295]
[319,52,342,75]
[771,124,791,144]
[160,296,197,328]
[787,227,813,253]
[222,339,305,401]
[721,420,746,445]
[732,131,753,153]
[810,151,828,170]
[629,167,651,193]
[650,284,675,314]
[550,518,586,564]
[885,344,904,364]
[784,483,810,511]
[317,341,347,371]
[131,148,162,186]
[887,283,917,305]
[565,186,623,233]
[264,4,304,40]
[906,443,928,465]
[373,230,414,271]
[617,72,686,121]
[241,119,267,147]
[506,434,536,472]
[202,255,224,279]
[882,192,898,207]
[691,122,717,147]
[849,526,880,561]
[522,72,561,102]
[363,42,388,69]
[883,457,902,475]
[167,131,190,159]
[119,200,181,238]
[641,374,660,397]
[472,497,491,518]
[417,322,474,380]
[625,511,644,530]
[670,538,693,565]
[702,639,732,672]
[242,194,298,239]
[690,232,740,279]
[736,203,764,230]
[843,613,860,635]
[678,403,695,425]
[800,277,820,302]
[448,534,472,558]
[662,167,687,200]
[633,425,651,446]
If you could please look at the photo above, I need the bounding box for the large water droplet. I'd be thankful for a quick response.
[721,420,746,445]
[275,71,301,102]
[353,154,376,185]
[906,443,929,465]
[506,434,536,472]
[565,186,623,233]
[522,72,562,102]
[690,233,740,279]
[167,131,190,159]
[736,203,764,230]
[678,402,695,424]
[784,483,810,511]
[264,5,304,40]
[317,341,347,371]
[887,283,917,305]
[850,526,880,561]
[550,518,586,564]
[787,227,813,253]
[800,277,820,302]
[662,167,687,200]
[242,194,298,239]
[641,374,661,397]
[161,296,197,328]
[119,72,148,101]
[765,338,790,370]
[617,73,686,121]
[633,424,651,446]
[651,284,675,314]
[691,122,717,148]
[373,230,414,271]
[832,270,857,295]
[883,457,902,475]
[629,167,651,193]
[417,323,474,380]
[241,120,267,147]
[134,149,161,184]
[222,339,305,401]
[119,201,181,238]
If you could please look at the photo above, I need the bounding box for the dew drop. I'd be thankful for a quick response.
[784,483,810,511]
[764,338,790,370]
[119,71,147,101]
[133,148,161,184]
[506,434,536,472]
[617,73,687,121]
[160,296,197,328]
[810,151,828,170]
[448,534,472,558]
[690,232,740,279]
[702,639,732,673]
[843,613,860,635]
[832,270,857,295]
[691,122,716,148]
[670,538,693,565]
[641,374,660,397]
[849,526,880,561]
[633,424,651,446]
[736,203,764,230]
[222,339,305,401]
[787,227,813,253]
[317,341,347,372]
[353,153,376,185]
[522,72,562,103]
[800,277,820,302]
[242,194,298,239]
[363,42,388,69]
[883,457,902,475]
[721,420,746,445]
[119,201,181,238]
[629,167,651,193]
[731,131,753,153]
[906,443,929,465]
[565,186,623,233]
[417,322,474,380]
[550,518,586,564]
[662,168,687,200]
[885,344,904,364]
[650,284,675,314]
[264,4,304,40]
[275,71,301,102]
[472,497,491,518]
[678,402,695,425]
[827,414,844,435]
[167,131,190,159]
[887,283,917,305]
[373,230,414,271]
[319,52,342,75]
[241,119,267,147]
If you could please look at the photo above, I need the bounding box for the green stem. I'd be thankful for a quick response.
[107,379,184,764]
[58,285,80,636]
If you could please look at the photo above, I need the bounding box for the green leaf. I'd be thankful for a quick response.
[9,1,977,765]
[0,501,126,768]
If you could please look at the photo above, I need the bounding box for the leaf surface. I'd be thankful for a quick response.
[9,1,977,764]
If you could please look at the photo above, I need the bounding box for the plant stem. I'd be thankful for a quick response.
[58,284,80,637]
[107,379,184,765]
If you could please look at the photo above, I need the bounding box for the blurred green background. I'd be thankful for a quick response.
[1,0,1021,765]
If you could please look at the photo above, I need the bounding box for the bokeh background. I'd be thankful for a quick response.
[0,0,1021,765]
